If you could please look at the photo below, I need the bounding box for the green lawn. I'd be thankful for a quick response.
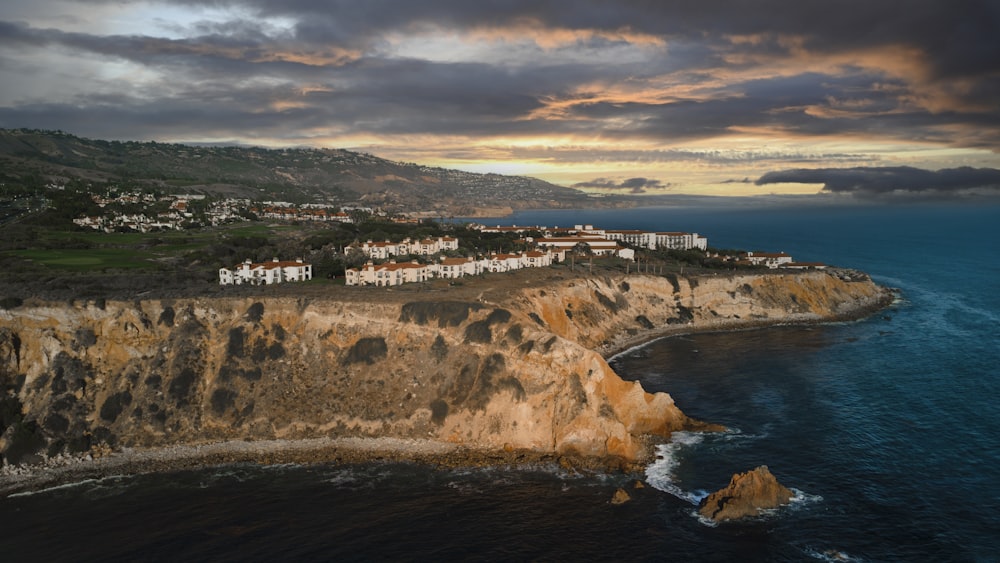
[4,221,325,273]
[11,248,157,270]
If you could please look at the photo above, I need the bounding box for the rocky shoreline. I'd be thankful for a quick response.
[599,286,895,359]
[0,436,651,498]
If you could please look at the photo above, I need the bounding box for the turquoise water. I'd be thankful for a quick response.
[2,202,998,561]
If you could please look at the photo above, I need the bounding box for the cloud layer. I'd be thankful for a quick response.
[1,1,998,195]
[756,166,1000,198]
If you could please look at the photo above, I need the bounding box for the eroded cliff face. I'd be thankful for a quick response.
[0,270,889,466]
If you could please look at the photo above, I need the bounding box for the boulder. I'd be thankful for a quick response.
[610,487,631,505]
[698,465,793,522]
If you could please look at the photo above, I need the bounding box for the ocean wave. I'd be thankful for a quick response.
[10,474,136,500]
[803,547,864,562]
[644,431,710,505]
[718,426,769,442]
[321,469,363,488]
[608,339,660,362]
[7,477,103,498]
[647,430,820,527]
[447,481,484,495]
[789,488,824,507]
[644,428,770,505]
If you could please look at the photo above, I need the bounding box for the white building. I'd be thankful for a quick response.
[602,229,707,251]
[603,229,657,249]
[523,250,556,267]
[219,258,313,285]
[534,236,631,259]
[414,236,459,255]
[345,260,433,287]
[478,223,707,252]
[744,251,794,268]
[436,256,486,279]
[343,249,561,286]
[487,252,524,273]
[655,232,709,251]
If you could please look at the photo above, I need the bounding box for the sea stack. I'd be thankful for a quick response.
[698,465,794,522]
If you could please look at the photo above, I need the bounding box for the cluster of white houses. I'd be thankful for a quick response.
[345,250,561,287]
[477,224,708,252]
[217,222,821,287]
[253,205,355,223]
[74,193,253,232]
[735,251,826,270]
[219,258,313,285]
[347,236,460,259]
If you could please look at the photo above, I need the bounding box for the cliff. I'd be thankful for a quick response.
[0,269,890,469]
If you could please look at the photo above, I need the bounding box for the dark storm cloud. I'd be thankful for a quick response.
[1,0,998,180]
[65,0,1000,80]
[180,0,1000,77]
[572,177,669,194]
[0,19,347,74]
[756,166,1000,197]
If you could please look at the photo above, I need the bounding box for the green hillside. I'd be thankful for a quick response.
[0,128,589,212]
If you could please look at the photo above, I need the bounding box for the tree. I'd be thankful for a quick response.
[343,246,368,269]
[570,241,592,272]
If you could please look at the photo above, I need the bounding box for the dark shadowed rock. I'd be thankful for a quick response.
[698,465,793,522]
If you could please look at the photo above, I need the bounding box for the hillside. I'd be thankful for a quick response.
[0,129,595,215]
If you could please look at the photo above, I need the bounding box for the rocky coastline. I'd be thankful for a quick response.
[0,267,893,496]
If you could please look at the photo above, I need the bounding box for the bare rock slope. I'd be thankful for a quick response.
[0,269,890,467]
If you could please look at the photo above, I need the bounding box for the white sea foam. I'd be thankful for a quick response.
[692,509,720,527]
[7,478,102,498]
[804,547,863,562]
[9,474,134,500]
[717,426,768,442]
[607,337,664,362]
[789,488,824,507]
[446,481,483,495]
[644,431,709,505]
[321,469,361,487]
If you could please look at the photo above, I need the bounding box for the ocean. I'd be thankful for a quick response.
[2,202,998,562]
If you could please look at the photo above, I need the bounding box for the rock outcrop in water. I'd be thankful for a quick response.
[698,465,794,522]
[0,269,890,468]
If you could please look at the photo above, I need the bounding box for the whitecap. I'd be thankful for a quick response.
[7,478,102,498]
[11,474,135,500]
[608,338,662,362]
[321,469,361,487]
[787,488,824,511]
[719,426,768,442]
[804,547,862,562]
[692,508,720,528]
[644,431,707,505]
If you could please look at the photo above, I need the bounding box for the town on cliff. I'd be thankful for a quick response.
[218,222,825,288]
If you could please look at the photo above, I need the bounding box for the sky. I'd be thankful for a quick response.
[2,1,1000,200]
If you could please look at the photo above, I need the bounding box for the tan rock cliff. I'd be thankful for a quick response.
[0,269,890,466]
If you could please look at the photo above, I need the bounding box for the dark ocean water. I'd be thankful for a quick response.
[3,202,999,562]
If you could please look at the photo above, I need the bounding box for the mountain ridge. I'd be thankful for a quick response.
[0,128,604,215]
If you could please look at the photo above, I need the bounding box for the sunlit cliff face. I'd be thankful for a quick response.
[0,269,890,465]
[2,1,998,197]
